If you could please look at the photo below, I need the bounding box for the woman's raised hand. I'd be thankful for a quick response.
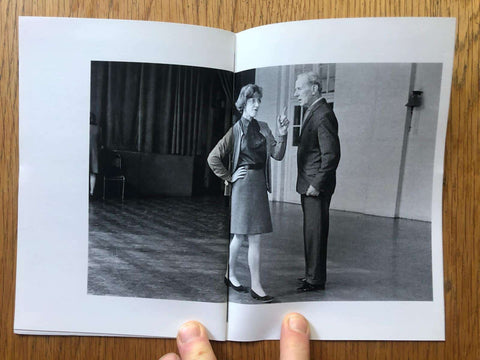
[277,106,289,136]
[231,166,248,183]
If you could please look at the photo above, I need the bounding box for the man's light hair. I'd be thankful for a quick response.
[299,71,322,94]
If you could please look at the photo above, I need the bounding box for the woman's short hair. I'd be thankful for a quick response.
[235,84,263,112]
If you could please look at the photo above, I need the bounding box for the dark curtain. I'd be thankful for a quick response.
[90,61,232,156]
[90,61,233,194]
[218,70,234,133]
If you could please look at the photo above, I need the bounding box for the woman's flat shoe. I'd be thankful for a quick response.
[224,277,248,293]
[250,289,274,303]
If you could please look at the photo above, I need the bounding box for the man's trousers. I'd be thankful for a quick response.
[301,194,332,286]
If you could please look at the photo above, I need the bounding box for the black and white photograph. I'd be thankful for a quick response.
[88,61,234,303]
[227,63,441,304]
[88,61,442,305]
[16,17,454,340]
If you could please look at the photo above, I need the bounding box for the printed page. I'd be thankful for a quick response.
[16,17,235,340]
[227,18,455,341]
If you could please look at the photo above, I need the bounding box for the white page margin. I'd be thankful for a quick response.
[228,301,444,341]
[16,16,234,340]
[236,18,455,71]
[230,17,455,341]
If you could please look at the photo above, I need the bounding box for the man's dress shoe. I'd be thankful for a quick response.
[297,282,325,292]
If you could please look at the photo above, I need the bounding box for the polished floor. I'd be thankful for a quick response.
[88,196,229,302]
[88,196,432,304]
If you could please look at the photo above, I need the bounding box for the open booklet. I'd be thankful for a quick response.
[16,16,455,341]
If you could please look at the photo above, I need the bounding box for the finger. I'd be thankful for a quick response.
[177,321,217,360]
[280,313,310,360]
[234,169,246,177]
[283,106,288,116]
[159,353,180,360]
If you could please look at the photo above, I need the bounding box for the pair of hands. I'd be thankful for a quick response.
[159,313,310,360]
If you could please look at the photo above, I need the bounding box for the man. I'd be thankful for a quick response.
[294,71,340,292]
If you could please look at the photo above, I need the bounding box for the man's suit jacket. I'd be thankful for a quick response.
[296,98,341,196]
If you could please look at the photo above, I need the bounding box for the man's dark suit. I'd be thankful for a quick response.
[296,97,340,286]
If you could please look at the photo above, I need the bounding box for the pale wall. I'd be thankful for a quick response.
[254,66,290,202]
[398,63,442,220]
[254,63,441,221]
[332,63,411,217]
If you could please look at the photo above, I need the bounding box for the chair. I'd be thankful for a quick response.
[103,153,126,201]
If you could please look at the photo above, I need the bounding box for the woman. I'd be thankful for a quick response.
[208,84,289,303]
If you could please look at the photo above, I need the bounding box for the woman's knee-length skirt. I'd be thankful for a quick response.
[230,168,272,235]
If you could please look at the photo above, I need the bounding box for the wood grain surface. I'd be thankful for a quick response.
[1,1,478,359]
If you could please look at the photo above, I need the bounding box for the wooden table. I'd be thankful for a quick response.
[1,1,478,359]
